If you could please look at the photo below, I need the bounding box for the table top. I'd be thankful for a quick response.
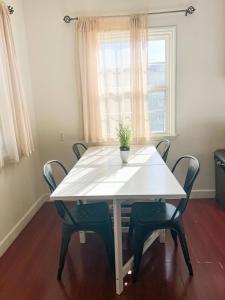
[50,145,186,201]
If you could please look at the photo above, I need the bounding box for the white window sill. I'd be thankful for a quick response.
[84,134,179,147]
[150,133,179,142]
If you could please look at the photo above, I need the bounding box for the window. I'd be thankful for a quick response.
[148,27,176,137]
[98,31,131,140]
[0,2,34,167]
[98,26,176,140]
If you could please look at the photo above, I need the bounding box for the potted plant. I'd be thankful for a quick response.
[118,122,131,163]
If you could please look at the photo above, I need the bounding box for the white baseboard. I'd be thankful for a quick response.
[0,193,48,257]
[191,189,215,199]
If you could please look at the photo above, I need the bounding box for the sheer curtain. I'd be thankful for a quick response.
[76,17,103,143]
[130,15,149,143]
[0,1,34,167]
[76,14,149,143]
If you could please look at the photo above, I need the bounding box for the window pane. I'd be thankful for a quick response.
[148,91,166,110]
[150,111,166,133]
[148,91,166,133]
[148,39,166,86]
[148,40,165,63]
[148,63,166,86]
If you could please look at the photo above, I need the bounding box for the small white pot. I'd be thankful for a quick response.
[120,149,130,163]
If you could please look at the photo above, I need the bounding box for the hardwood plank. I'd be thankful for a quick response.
[0,200,225,300]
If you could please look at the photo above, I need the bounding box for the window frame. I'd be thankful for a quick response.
[148,26,176,139]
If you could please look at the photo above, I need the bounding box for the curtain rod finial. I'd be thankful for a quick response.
[8,6,14,15]
[63,16,71,23]
[185,6,195,16]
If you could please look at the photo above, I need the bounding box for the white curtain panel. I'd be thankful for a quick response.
[76,17,103,143]
[0,1,34,167]
[76,14,150,143]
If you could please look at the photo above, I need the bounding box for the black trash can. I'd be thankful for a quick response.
[214,150,225,209]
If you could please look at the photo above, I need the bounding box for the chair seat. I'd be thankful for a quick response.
[132,202,180,224]
[64,202,110,225]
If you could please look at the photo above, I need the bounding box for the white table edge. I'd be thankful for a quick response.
[50,194,186,201]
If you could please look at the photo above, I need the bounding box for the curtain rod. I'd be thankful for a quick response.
[63,5,195,23]
[8,6,14,14]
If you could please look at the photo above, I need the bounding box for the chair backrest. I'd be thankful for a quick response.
[171,156,200,219]
[43,160,77,225]
[156,139,171,162]
[72,143,87,160]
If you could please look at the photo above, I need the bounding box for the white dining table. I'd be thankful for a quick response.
[50,145,186,295]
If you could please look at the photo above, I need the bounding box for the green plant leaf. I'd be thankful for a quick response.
[117,122,131,148]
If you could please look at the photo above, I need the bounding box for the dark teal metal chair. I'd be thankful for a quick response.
[43,160,114,280]
[128,156,200,282]
[72,143,87,160]
[156,139,171,162]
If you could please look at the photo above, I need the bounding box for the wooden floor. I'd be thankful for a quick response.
[0,199,225,300]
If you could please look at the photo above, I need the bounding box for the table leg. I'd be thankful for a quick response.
[159,229,166,243]
[79,200,86,243]
[159,199,166,243]
[79,231,86,244]
[113,199,124,295]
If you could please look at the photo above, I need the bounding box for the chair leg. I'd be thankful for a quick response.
[95,223,115,271]
[132,227,146,282]
[57,227,72,280]
[176,223,193,276]
[170,229,178,245]
[127,217,134,249]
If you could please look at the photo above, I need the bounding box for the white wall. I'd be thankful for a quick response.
[22,0,225,196]
[0,0,45,256]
